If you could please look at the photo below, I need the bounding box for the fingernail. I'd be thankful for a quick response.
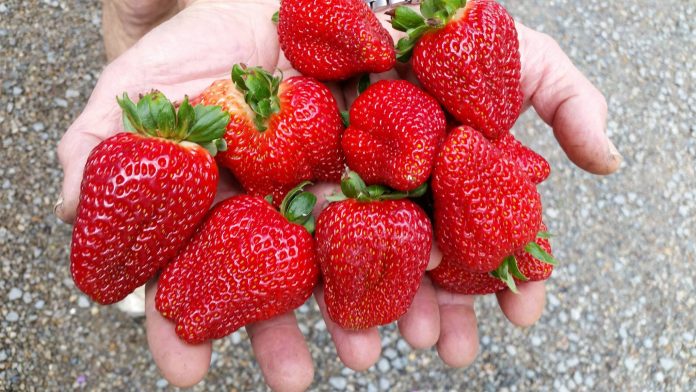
[607,138,622,162]
[53,195,64,217]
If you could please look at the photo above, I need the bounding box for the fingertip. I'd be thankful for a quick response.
[314,286,381,371]
[496,281,547,327]
[145,281,212,388]
[56,130,102,224]
[426,243,443,271]
[435,291,479,368]
[246,312,315,392]
[552,89,622,175]
[335,328,382,371]
[397,277,440,349]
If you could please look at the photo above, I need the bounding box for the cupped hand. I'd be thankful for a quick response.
[324,6,623,369]
[57,1,320,390]
[57,0,622,389]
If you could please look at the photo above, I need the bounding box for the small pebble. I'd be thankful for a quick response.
[156,379,168,388]
[377,358,390,373]
[313,319,326,331]
[396,339,410,354]
[624,357,638,371]
[6,311,19,322]
[0,351,7,362]
[531,336,542,346]
[77,296,90,308]
[34,300,45,309]
[659,357,675,371]
[329,376,347,390]
[383,348,397,359]
[379,377,391,390]
[65,89,80,98]
[654,371,665,382]
[8,288,22,301]
[54,98,68,107]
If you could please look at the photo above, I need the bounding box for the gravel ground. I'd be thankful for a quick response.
[1,0,694,391]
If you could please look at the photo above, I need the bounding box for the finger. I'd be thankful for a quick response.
[145,280,212,388]
[435,289,479,368]
[307,182,341,217]
[314,286,382,371]
[56,129,103,223]
[496,280,546,327]
[427,242,443,271]
[246,312,314,392]
[517,23,621,175]
[397,276,440,349]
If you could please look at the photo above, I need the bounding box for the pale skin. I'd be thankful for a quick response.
[57,0,622,390]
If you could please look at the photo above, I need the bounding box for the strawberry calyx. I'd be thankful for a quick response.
[331,171,428,203]
[278,181,317,234]
[231,63,282,132]
[489,231,558,293]
[490,255,527,294]
[388,0,467,62]
[117,91,230,156]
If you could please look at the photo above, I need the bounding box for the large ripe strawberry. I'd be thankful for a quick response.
[342,79,446,191]
[71,92,229,305]
[276,0,395,80]
[197,64,345,205]
[432,125,542,274]
[430,224,556,294]
[390,0,522,139]
[315,172,432,329]
[493,132,551,184]
[156,184,319,344]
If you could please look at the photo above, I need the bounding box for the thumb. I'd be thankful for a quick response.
[56,125,113,224]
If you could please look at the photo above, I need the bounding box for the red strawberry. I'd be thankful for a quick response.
[197,64,345,205]
[430,224,555,294]
[432,125,542,274]
[492,132,551,184]
[71,92,229,304]
[342,79,446,191]
[277,0,395,80]
[390,0,522,139]
[430,258,506,295]
[316,172,432,329]
[156,184,319,344]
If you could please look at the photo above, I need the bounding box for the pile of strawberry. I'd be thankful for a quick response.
[70,0,556,344]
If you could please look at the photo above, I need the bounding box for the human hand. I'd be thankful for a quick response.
[57,1,321,390]
[319,6,623,368]
[57,0,621,389]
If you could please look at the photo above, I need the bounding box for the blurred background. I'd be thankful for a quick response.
[0,0,694,390]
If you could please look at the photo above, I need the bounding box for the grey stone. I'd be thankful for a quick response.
[329,376,347,390]
[8,288,22,301]
[77,296,90,308]
[377,358,390,373]
[6,311,19,322]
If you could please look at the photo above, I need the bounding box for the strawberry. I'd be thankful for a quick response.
[432,125,542,274]
[276,0,396,80]
[430,224,555,294]
[342,79,446,191]
[315,172,432,329]
[70,92,229,304]
[389,0,522,139]
[197,64,345,205]
[492,132,551,184]
[156,184,319,344]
